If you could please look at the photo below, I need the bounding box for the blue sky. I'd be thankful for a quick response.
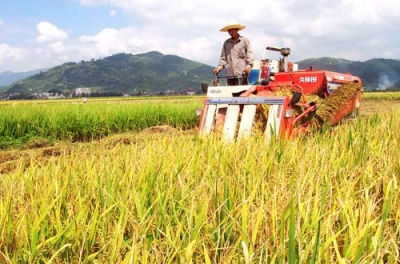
[1,0,132,45]
[1,0,399,72]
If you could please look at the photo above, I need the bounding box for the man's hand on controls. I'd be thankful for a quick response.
[213,66,222,75]
[243,65,251,75]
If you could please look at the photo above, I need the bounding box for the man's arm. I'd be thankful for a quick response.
[214,43,228,74]
[245,38,254,68]
[242,37,254,74]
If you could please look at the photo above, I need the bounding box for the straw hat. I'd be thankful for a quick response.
[219,19,246,32]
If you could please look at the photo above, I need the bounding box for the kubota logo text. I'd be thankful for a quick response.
[299,76,317,82]
[209,89,221,93]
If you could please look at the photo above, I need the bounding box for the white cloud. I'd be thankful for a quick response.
[79,0,110,6]
[80,27,135,56]
[369,37,388,47]
[343,0,400,25]
[35,22,68,44]
[0,19,3,26]
[48,41,68,54]
[170,37,215,66]
[1,0,400,72]
[0,44,26,66]
[75,0,400,62]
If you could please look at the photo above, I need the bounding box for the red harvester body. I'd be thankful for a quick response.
[198,46,363,141]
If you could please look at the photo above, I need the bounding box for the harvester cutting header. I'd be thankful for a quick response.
[198,46,363,141]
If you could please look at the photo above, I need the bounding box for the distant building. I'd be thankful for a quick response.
[186,87,195,95]
[73,87,90,97]
[41,92,51,98]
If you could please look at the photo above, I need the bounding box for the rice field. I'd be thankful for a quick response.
[0,92,399,263]
[0,96,200,149]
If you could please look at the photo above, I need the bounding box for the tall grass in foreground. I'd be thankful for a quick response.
[0,108,399,262]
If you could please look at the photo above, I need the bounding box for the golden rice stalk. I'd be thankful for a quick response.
[252,103,270,133]
[246,83,357,135]
[310,83,361,129]
[251,86,320,134]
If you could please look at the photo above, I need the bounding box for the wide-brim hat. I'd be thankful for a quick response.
[219,20,246,32]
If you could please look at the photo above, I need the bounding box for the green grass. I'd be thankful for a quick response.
[361,91,400,100]
[0,97,202,149]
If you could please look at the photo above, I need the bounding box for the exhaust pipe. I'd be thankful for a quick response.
[266,46,291,72]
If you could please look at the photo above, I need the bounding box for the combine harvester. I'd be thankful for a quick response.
[198,46,363,141]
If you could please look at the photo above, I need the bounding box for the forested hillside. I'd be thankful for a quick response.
[4,51,212,95]
[2,52,400,95]
[297,57,400,90]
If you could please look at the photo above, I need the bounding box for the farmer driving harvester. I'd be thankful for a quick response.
[213,19,254,87]
[199,20,363,141]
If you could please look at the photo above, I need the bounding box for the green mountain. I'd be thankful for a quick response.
[3,52,400,95]
[4,51,214,95]
[297,57,400,90]
[0,69,45,89]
